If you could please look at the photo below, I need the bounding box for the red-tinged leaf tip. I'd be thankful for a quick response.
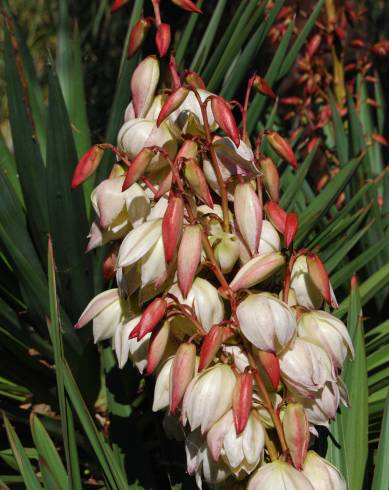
[178,225,202,298]
[264,201,287,234]
[170,342,196,413]
[127,18,152,59]
[257,350,280,390]
[122,148,154,191]
[351,274,358,289]
[211,96,240,147]
[71,146,104,189]
[135,298,168,340]
[252,75,276,98]
[155,23,171,57]
[232,372,253,434]
[162,195,184,263]
[157,87,189,127]
[284,213,298,248]
[265,131,298,169]
[171,0,202,14]
[306,254,332,306]
[111,0,128,12]
[372,133,389,146]
[198,325,224,372]
[184,70,206,89]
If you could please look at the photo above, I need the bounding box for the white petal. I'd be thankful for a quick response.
[76,289,119,328]
[117,219,162,268]
[92,299,122,343]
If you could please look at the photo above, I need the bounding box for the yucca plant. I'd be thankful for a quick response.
[0,0,388,488]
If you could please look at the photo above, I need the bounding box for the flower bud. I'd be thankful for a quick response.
[265,131,298,169]
[122,147,155,190]
[248,460,314,490]
[306,254,337,308]
[111,0,127,12]
[71,145,104,189]
[146,320,171,375]
[264,201,287,233]
[252,75,275,98]
[290,255,324,310]
[298,310,354,369]
[307,34,321,58]
[257,350,280,390]
[280,338,336,397]
[212,233,240,273]
[284,212,298,248]
[131,56,160,118]
[182,364,236,433]
[198,325,225,372]
[153,357,174,411]
[230,252,285,291]
[237,293,296,353]
[177,224,202,298]
[162,194,184,263]
[155,23,171,57]
[260,157,279,202]
[130,297,167,340]
[283,402,310,470]
[234,182,262,255]
[303,451,346,489]
[232,372,253,434]
[207,410,265,476]
[184,70,206,89]
[127,18,152,58]
[157,87,190,127]
[171,0,202,14]
[183,159,214,207]
[170,342,196,413]
[211,96,240,147]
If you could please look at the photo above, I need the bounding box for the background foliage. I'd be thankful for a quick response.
[0,0,388,488]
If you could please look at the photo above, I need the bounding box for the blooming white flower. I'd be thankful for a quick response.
[182,363,236,433]
[248,460,314,490]
[303,451,346,489]
[112,315,151,371]
[237,293,296,353]
[152,357,174,412]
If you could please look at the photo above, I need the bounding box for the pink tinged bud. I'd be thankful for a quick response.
[162,194,184,263]
[127,18,152,58]
[177,139,198,160]
[170,342,196,413]
[146,320,170,375]
[170,0,202,14]
[111,0,128,12]
[234,182,262,255]
[184,71,206,89]
[307,34,321,58]
[232,372,253,434]
[306,255,333,307]
[155,23,171,57]
[71,146,104,189]
[157,87,190,127]
[122,148,155,191]
[284,212,298,248]
[265,131,298,169]
[184,159,214,207]
[260,157,279,202]
[372,133,389,146]
[155,170,172,199]
[283,402,310,470]
[252,75,276,98]
[102,250,117,281]
[131,56,160,118]
[130,297,167,340]
[257,350,280,390]
[211,96,240,147]
[229,252,285,291]
[198,325,224,372]
[237,293,296,353]
[265,201,287,233]
[178,225,202,298]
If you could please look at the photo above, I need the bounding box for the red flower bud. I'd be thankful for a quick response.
[146,321,170,375]
[122,148,155,191]
[184,159,214,208]
[162,194,184,263]
[232,371,253,434]
[155,170,172,199]
[306,34,321,58]
[264,201,287,234]
[178,225,202,298]
[284,212,298,248]
[71,145,104,189]
[130,298,167,340]
[283,402,310,470]
[111,0,128,12]
[184,70,206,89]
[155,23,171,57]
[198,325,224,372]
[102,250,117,281]
[252,75,275,98]
[170,0,202,14]
[260,157,280,202]
[157,87,189,127]
[170,343,196,413]
[306,254,333,307]
[265,131,298,169]
[211,96,240,147]
[127,18,152,59]
[372,133,389,146]
[257,350,280,390]
[371,40,389,57]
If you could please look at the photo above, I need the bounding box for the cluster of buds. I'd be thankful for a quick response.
[73,54,352,489]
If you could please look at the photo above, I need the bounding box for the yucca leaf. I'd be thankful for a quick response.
[328,90,348,166]
[0,134,24,207]
[3,414,42,490]
[374,72,385,135]
[371,391,389,490]
[46,68,93,321]
[347,88,365,157]
[175,0,204,67]
[30,414,69,490]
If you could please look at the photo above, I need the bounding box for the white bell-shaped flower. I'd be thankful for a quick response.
[248,460,314,490]
[303,451,346,490]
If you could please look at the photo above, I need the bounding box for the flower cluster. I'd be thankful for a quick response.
[73,55,352,489]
